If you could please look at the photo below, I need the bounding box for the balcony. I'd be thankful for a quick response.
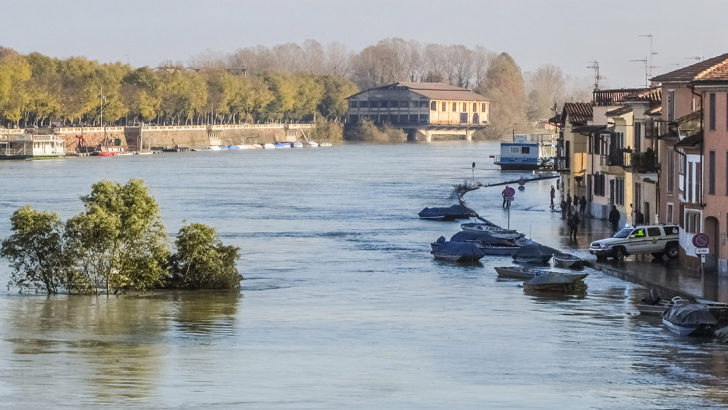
[555,156,570,172]
[623,149,658,173]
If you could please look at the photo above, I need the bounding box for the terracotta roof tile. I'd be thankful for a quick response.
[606,106,633,116]
[347,82,488,101]
[652,53,728,82]
[562,102,593,124]
[624,87,661,103]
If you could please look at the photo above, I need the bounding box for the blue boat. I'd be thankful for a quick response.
[228,145,241,150]
[274,142,291,148]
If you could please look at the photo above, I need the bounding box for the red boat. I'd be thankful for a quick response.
[93,151,116,157]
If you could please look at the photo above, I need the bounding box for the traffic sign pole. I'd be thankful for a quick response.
[692,233,710,278]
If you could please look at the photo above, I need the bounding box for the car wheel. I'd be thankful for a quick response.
[651,252,665,259]
[614,248,626,261]
[666,244,679,259]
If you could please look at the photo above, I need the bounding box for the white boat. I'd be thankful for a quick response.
[239,144,256,150]
[461,223,524,240]
[319,142,332,147]
[209,145,222,151]
[274,142,291,148]
[263,143,275,149]
[292,141,304,148]
[307,141,319,147]
[136,151,154,155]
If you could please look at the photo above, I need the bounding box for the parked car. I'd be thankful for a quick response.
[589,225,680,261]
[25,125,38,133]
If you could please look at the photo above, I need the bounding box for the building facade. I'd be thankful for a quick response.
[346,82,489,141]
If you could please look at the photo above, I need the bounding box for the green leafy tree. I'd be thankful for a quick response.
[64,179,169,294]
[478,52,528,139]
[0,206,69,294]
[169,223,242,290]
[318,76,358,120]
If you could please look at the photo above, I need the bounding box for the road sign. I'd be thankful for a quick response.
[696,248,710,255]
[504,196,514,201]
[692,233,710,248]
[518,177,526,186]
[504,187,516,197]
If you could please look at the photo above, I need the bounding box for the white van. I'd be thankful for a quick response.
[589,225,680,261]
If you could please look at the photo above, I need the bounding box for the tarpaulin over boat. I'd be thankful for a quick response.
[431,236,485,259]
[662,304,718,326]
[449,230,511,246]
[523,272,587,287]
[418,205,474,220]
[513,245,557,258]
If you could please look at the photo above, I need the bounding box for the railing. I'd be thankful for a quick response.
[555,156,570,171]
[623,150,658,173]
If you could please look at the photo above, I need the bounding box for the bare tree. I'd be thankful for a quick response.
[188,49,226,69]
[301,39,325,75]
[324,42,352,76]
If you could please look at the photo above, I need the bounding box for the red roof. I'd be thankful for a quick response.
[652,53,728,83]
[562,102,593,124]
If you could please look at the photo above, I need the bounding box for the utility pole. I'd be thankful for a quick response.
[686,56,703,63]
[629,58,649,87]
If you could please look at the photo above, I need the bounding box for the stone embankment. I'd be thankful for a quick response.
[7,124,314,151]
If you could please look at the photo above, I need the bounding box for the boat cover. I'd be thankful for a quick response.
[419,204,474,220]
[662,304,717,326]
[716,326,728,343]
[432,237,485,258]
[514,245,557,259]
[524,272,588,286]
[450,230,511,245]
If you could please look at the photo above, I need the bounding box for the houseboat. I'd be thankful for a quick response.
[0,134,66,160]
[493,135,539,170]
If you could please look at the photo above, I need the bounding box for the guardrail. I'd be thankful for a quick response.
[48,124,315,133]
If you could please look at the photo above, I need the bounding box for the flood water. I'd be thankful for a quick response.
[1,142,728,409]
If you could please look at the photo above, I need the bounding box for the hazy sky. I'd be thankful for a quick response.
[5,0,728,88]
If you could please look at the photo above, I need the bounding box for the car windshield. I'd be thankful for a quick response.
[613,228,632,238]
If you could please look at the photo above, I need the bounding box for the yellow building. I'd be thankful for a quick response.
[346,82,489,140]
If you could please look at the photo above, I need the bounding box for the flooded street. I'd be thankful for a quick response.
[1,142,728,408]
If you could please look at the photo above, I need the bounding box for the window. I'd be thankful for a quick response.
[481,103,487,112]
[667,151,675,194]
[462,103,468,112]
[634,122,641,152]
[593,134,601,155]
[473,103,479,112]
[410,101,418,108]
[615,178,625,206]
[420,101,429,108]
[632,228,646,238]
[710,93,716,130]
[667,203,674,224]
[686,212,701,234]
[647,227,662,237]
[359,100,369,108]
[667,90,675,121]
[431,101,437,111]
[726,152,728,195]
[389,101,398,108]
[510,147,521,154]
[409,114,418,122]
[348,114,358,123]
[452,102,458,111]
[419,114,429,123]
[370,100,378,108]
[709,150,716,194]
[594,173,606,197]
[349,101,358,108]
[379,114,388,122]
[521,147,530,154]
[380,100,389,108]
[441,102,446,111]
[401,101,409,108]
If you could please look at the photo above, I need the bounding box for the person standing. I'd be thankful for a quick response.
[579,196,587,213]
[566,193,572,209]
[502,186,509,208]
[609,205,621,234]
[550,185,555,208]
[573,195,579,208]
[570,212,580,240]
[560,199,567,219]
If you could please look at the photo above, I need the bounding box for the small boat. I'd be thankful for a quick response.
[636,297,689,316]
[307,141,319,147]
[513,245,555,264]
[662,304,718,336]
[136,151,154,155]
[94,151,116,157]
[523,272,588,292]
[419,205,475,221]
[430,236,485,262]
[494,266,548,280]
[553,253,586,269]
[209,145,222,151]
[274,142,290,148]
[228,145,241,150]
[192,148,211,152]
[263,143,275,149]
[460,223,524,240]
[239,144,256,150]
[292,141,304,148]
[218,145,230,150]
[320,142,332,147]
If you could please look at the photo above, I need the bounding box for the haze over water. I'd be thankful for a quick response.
[0,142,727,408]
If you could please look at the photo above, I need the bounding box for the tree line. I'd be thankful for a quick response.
[0,39,592,137]
[0,179,242,294]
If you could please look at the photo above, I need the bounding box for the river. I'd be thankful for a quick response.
[0,142,727,409]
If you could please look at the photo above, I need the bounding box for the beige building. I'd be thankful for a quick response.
[346,82,489,140]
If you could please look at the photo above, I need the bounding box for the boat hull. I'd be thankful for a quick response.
[513,255,552,264]
[494,266,545,280]
[553,255,585,270]
[481,246,520,256]
[662,318,716,336]
[495,163,540,171]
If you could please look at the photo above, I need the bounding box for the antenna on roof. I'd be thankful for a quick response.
[630,58,649,87]
[638,34,658,79]
[587,61,603,91]
[685,56,703,62]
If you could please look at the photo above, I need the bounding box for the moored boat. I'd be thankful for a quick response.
[307,141,319,147]
[319,142,332,147]
[274,142,291,148]
[553,253,586,269]
[662,304,718,336]
[513,245,555,264]
[292,141,304,148]
[419,205,475,221]
[263,143,275,149]
[430,236,485,262]
[494,266,549,280]
[523,272,588,292]
[228,145,241,150]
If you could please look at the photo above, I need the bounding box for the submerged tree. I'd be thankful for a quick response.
[64,179,169,294]
[0,206,69,294]
[168,223,242,290]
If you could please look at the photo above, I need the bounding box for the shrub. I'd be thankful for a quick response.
[168,223,242,290]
